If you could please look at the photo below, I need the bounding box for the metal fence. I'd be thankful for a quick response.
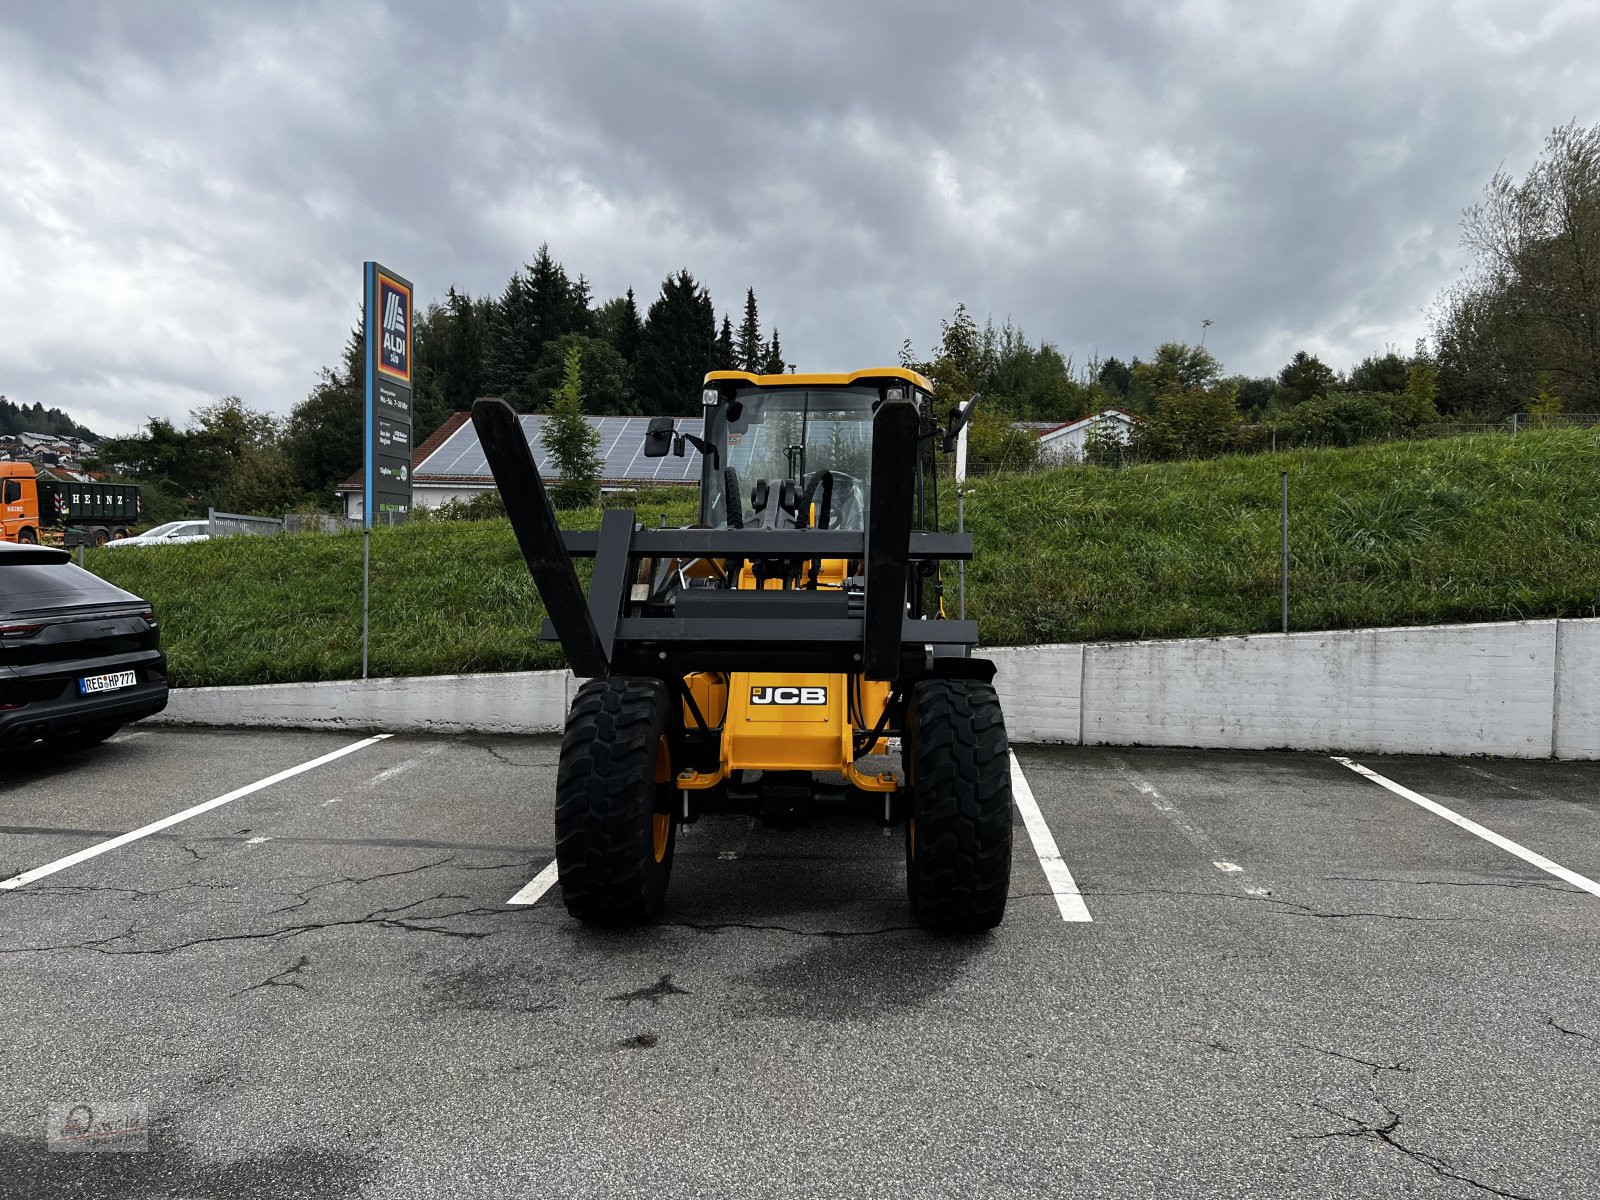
[207,509,285,537]
[283,512,360,534]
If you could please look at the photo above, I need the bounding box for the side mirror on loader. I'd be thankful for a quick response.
[643,416,676,458]
[941,394,980,453]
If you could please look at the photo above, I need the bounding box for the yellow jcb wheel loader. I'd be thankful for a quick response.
[473,367,1011,931]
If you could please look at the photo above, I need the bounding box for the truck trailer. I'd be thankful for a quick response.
[0,462,141,546]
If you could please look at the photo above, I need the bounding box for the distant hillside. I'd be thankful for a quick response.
[0,395,99,441]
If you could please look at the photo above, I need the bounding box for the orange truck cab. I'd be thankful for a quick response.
[0,462,141,546]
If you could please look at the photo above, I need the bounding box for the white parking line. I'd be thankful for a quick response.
[0,735,392,891]
[1333,756,1600,899]
[506,859,560,906]
[1010,752,1092,922]
[1105,754,1264,886]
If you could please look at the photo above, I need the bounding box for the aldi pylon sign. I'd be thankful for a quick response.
[363,262,414,526]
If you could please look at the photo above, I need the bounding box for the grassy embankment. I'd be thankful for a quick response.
[91,431,1600,688]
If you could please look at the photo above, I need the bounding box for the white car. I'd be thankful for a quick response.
[103,520,211,548]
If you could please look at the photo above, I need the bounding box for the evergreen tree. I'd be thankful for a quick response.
[525,244,581,370]
[618,287,642,370]
[542,344,602,508]
[480,245,591,409]
[635,269,717,414]
[1276,350,1337,406]
[715,314,736,370]
[480,272,529,399]
[0,395,98,439]
[442,286,486,411]
[1096,357,1133,398]
[570,274,595,335]
[408,301,453,440]
[762,328,786,375]
[736,287,763,372]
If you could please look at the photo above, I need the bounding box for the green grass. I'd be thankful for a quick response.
[90,490,698,687]
[963,428,1600,645]
[89,434,1600,687]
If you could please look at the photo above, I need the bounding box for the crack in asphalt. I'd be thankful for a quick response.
[266,856,461,914]
[1326,874,1581,894]
[466,739,558,769]
[0,895,530,956]
[1301,1044,1414,1074]
[1544,1015,1596,1044]
[475,742,518,766]
[265,855,542,913]
[1295,1044,1540,1199]
[16,880,236,902]
[1296,1097,1541,1200]
[229,953,312,998]
[1083,887,1481,922]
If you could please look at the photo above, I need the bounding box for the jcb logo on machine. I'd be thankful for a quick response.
[750,686,828,706]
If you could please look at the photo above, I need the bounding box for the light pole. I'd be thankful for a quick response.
[1200,318,1213,347]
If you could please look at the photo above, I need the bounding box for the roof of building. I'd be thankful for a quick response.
[339,411,704,493]
[1035,408,1137,439]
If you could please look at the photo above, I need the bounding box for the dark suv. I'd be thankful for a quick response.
[0,543,168,752]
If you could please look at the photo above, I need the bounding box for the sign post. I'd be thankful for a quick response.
[953,395,978,621]
[362,262,414,677]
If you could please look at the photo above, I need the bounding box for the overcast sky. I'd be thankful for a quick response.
[3,1,1596,436]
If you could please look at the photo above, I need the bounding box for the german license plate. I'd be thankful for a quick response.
[80,670,137,695]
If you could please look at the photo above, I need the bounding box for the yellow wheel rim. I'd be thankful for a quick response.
[652,736,671,863]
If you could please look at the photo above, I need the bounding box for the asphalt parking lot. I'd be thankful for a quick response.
[1,727,1597,1199]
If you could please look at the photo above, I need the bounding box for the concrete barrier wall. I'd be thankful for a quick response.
[155,670,576,736]
[150,617,1600,759]
[987,620,1563,757]
[1553,619,1600,759]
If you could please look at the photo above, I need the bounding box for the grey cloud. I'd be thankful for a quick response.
[1,0,1597,435]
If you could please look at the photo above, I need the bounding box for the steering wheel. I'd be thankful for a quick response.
[817,471,864,531]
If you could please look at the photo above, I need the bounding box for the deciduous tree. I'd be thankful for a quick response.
[543,344,602,508]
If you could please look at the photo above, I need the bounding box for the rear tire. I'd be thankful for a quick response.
[555,677,678,925]
[904,678,1013,932]
[48,722,122,753]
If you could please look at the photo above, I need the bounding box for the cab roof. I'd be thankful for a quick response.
[704,367,934,393]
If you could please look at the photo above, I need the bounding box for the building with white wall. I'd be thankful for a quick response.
[1035,408,1135,463]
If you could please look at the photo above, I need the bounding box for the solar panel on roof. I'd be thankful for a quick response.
[413,414,704,483]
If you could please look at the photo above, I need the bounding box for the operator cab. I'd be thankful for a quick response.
[693,369,934,533]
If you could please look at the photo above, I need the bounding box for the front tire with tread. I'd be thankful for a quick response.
[555,677,678,925]
[904,678,1012,931]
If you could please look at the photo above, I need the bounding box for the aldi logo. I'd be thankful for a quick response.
[376,272,411,381]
